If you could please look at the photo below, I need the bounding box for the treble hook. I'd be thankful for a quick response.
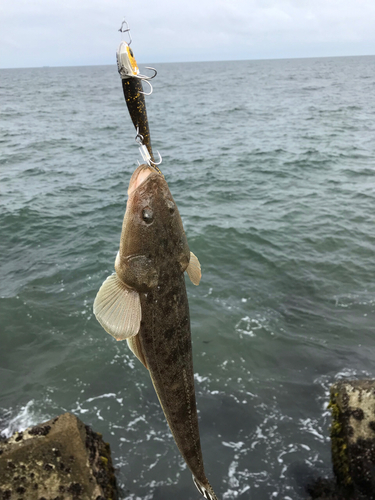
[135,67,158,95]
[144,67,157,79]
[135,129,144,145]
[138,67,157,81]
[138,79,153,96]
[135,128,163,174]
[136,68,158,95]
[139,143,163,172]
[150,150,162,167]
[118,19,132,45]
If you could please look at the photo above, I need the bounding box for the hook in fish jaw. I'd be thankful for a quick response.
[118,19,132,45]
[150,150,162,167]
[135,130,162,174]
[139,144,163,174]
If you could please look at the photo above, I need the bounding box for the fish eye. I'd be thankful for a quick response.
[142,207,153,224]
[166,200,175,215]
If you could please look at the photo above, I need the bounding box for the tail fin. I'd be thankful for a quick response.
[193,476,219,500]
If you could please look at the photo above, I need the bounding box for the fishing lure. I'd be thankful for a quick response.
[116,20,162,173]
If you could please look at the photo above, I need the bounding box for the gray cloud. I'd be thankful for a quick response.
[1,0,375,68]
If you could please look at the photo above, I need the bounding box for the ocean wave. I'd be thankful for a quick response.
[2,57,375,499]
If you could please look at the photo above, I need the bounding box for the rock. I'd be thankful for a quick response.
[306,477,342,500]
[329,380,375,500]
[0,412,118,500]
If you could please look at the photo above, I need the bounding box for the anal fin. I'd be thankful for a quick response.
[127,334,148,369]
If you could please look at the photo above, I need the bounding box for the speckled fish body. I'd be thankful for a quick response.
[116,42,155,163]
[136,221,206,487]
[93,165,219,500]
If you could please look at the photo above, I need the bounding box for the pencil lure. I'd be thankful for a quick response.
[116,35,161,172]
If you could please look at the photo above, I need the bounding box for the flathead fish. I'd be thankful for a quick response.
[94,165,219,500]
[116,42,158,170]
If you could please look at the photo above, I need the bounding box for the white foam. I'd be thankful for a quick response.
[222,441,245,450]
[228,460,240,487]
[235,315,265,337]
[1,400,46,438]
[298,417,325,441]
[85,393,117,403]
[194,373,209,383]
[127,415,147,428]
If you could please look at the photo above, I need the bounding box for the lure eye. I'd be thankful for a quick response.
[142,207,154,224]
[166,200,175,215]
[129,48,134,58]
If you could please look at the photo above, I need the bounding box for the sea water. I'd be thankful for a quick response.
[1,56,375,499]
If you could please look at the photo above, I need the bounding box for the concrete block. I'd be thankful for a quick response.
[329,380,375,499]
[0,412,118,500]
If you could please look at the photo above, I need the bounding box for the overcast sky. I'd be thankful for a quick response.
[1,0,375,68]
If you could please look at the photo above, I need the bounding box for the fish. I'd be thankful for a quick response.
[93,164,219,500]
[116,41,159,171]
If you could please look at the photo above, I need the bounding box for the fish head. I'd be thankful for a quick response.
[116,41,139,78]
[115,165,190,292]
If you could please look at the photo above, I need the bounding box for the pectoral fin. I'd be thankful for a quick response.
[127,334,148,369]
[186,251,201,286]
[93,273,141,341]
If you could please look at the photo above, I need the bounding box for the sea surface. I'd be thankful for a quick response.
[1,56,375,499]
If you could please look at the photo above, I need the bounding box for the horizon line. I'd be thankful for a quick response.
[1,52,374,71]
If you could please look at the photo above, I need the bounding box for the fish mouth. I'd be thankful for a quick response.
[127,164,156,197]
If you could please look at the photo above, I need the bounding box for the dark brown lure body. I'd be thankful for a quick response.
[121,78,155,163]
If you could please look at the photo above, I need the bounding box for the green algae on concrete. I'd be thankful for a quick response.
[329,380,375,499]
[0,412,118,500]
